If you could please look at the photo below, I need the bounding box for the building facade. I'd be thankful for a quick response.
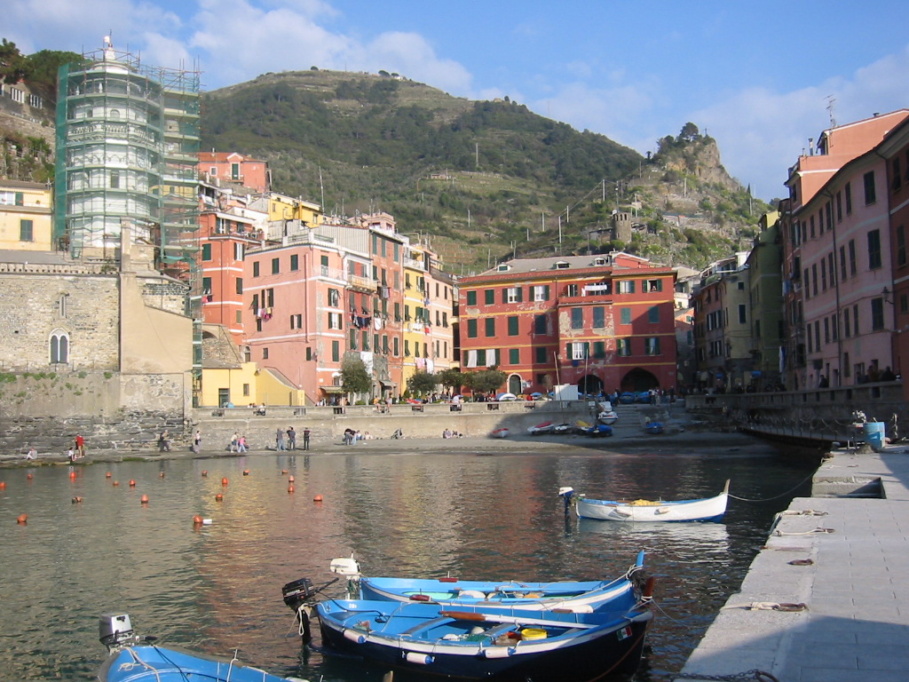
[458,253,677,397]
[0,180,53,251]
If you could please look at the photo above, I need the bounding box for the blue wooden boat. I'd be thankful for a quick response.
[97,613,303,682]
[312,597,652,681]
[644,421,664,434]
[347,552,648,613]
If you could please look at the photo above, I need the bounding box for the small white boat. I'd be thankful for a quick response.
[597,411,619,425]
[560,481,730,522]
[528,421,554,436]
[490,428,510,438]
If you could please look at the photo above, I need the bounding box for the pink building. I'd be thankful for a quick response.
[782,110,909,389]
[198,152,270,193]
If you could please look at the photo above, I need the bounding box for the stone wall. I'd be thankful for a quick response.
[0,270,120,371]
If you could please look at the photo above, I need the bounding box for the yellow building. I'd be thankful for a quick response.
[402,242,430,392]
[0,180,53,251]
[267,192,322,227]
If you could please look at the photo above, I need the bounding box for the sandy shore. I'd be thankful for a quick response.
[0,427,769,468]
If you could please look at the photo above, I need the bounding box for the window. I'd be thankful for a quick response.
[593,307,605,328]
[485,289,495,305]
[898,226,907,267]
[466,290,477,306]
[331,340,339,362]
[235,242,244,260]
[616,338,631,356]
[328,312,343,329]
[201,243,212,261]
[645,337,661,356]
[871,298,885,331]
[202,276,212,297]
[505,286,523,303]
[565,283,579,297]
[648,306,660,323]
[467,319,478,338]
[290,254,299,271]
[738,304,747,324]
[836,191,843,222]
[50,331,69,363]
[863,170,876,205]
[535,346,548,363]
[845,182,852,214]
[534,314,547,335]
[620,308,632,324]
[567,342,589,360]
[290,314,302,329]
[848,240,857,275]
[853,304,860,336]
[643,279,663,292]
[868,229,882,270]
[328,288,340,307]
[58,295,67,318]
[533,285,550,301]
[393,337,399,356]
[843,308,851,338]
[507,316,519,336]
[349,329,358,350]
[570,308,583,330]
[509,348,520,365]
[19,219,33,242]
[615,280,633,294]
[593,341,606,358]
[271,257,280,274]
[262,347,269,360]
[235,278,243,295]
[253,261,260,277]
[484,318,495,337]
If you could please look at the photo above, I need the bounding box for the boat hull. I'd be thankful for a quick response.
[316,600,651,681]
[98,645,297,681]
[575,484,729,522]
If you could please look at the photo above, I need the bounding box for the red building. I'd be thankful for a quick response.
[458,253,678,397]
[198,152,270,193]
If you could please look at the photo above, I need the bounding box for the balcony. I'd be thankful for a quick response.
[347,274,378,293]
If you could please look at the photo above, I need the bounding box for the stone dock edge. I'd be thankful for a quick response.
[680,443,909,682]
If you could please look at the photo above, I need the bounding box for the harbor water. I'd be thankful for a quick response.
[0,440,817,681]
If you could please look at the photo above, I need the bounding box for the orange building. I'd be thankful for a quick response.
[458,253,677,397]
[198,151,270,193]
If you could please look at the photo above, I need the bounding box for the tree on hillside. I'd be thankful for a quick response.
[679,122,700,142]
[0,39,27,83]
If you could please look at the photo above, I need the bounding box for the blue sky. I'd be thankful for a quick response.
[6,0,909,201]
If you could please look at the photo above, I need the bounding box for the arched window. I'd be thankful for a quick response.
[50,331,70,364]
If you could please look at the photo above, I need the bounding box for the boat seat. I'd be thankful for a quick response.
[399,616,452,637]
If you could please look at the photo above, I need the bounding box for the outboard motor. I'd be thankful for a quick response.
[558,486,575,514]
[99,613,134,649]
[282,577,315,611]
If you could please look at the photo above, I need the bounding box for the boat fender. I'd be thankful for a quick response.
[404,652,434,665]
[409,594,432,601]
[457,590,486,600]
[343,629,367,644]
[642,577,656,600]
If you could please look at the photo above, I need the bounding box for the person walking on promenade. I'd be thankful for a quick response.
[302,427,311,450]
[237,435,248,453]
[74,433,85,458]
[287,426,296,450]
[229,432,239,452]
[276,427,286,451]
[157,429,171,452]
[192,430,201,454]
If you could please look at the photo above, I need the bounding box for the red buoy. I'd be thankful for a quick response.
[128,479,137,487]
[26,473,33,480]
[215,493,223,501]
[140,494,149,504]
[201,470,208,477]
[221,477,229,486]
[0,481,6,490]
[281,469,288,475]
[105,472,112,478]
[112,480,120,486]
[159,472,165,478]
[288,475,295,483]
[193,515,204,525]
[243,469,250,476]
[313,494,323,502]
[287,484,295,493]
[72,496,83,504]
[17,514,27,524]
[69,471,77,480]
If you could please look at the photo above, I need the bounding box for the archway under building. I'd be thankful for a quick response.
[620,368,659,392]
[507,374,524,396]
[577,374,603,397]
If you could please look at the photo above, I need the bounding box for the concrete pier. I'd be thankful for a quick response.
[680,445,909,682]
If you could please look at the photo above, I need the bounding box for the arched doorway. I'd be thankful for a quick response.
[507,374,523,396]
[578,374,603,397]
[620,368,659,392]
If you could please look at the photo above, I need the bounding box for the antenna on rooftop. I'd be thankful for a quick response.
[826,95,837,128]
